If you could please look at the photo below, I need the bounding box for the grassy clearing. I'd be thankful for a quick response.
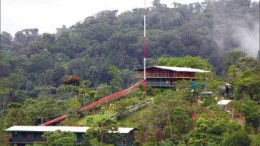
[78,109,116,126]
[116,107,149,128]
[77,94,154,126]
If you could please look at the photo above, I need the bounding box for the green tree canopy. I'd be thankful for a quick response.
[157,56,212,71]
[44,130,75,146]
[221,130,251,146]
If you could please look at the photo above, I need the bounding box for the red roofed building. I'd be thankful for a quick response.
[135,66,209,88]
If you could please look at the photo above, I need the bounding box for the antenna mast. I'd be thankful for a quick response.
[143,0,147,98]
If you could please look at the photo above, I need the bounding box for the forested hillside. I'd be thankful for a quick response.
[0,0,260,145]
[1,0,259,101]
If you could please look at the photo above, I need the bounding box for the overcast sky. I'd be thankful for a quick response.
[1,0,259,36]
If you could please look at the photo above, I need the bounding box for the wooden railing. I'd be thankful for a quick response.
[136,73,195,78]
[147,82,175,87]
[9,138,45,143]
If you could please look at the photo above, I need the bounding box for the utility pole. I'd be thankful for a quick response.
[143,0,147,99]
[105,96,108,119]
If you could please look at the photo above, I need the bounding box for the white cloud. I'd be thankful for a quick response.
[1,0,259,35]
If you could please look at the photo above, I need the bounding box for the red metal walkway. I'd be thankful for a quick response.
[41,80,144,126]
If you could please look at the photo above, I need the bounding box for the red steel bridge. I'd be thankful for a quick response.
[41,80,145,126]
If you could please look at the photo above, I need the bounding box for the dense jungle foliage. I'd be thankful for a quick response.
[0,0,259,145]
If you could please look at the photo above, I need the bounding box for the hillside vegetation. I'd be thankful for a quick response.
[0,0,259,145]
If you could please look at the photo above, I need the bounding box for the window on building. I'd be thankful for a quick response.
[121,139,126,145]
[33,133,42,139]
[21,132,28,138]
